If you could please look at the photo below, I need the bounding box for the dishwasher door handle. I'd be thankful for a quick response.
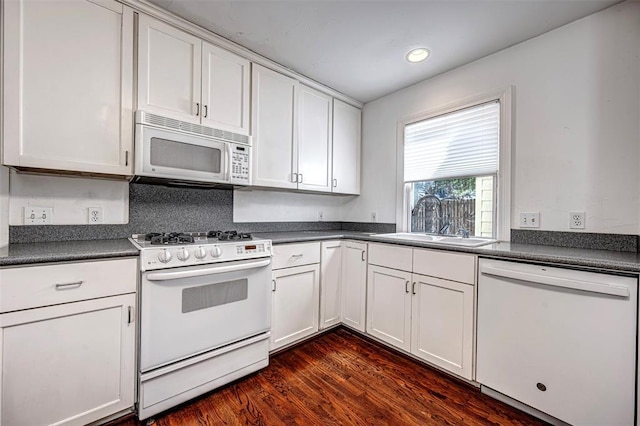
[480,265,630,298]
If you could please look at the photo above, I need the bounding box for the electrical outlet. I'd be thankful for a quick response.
[519,212,540,228]
[88,207,103,224]
[569,211,585,229]
[371,211,378,222]
[317,211,324,221]
[24,207,53,225]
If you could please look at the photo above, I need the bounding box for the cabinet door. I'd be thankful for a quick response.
[0,294,135,426]
[332,99,361,194]
[271,264,320,350]
[137,14,201,124]
[3,0,133,175]
[251,64,298,189]
[366,265,412,351]
[341,241,368,332]
[411,273,474,380]
[320,241,342,329]
[201,42,250,135]
[297,85,333,192]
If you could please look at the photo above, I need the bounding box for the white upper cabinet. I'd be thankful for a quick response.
[137,15,201,124]
[137,15,250,135]
[251,64,298,189]
[201,43,250,134]
[297,85,333,192]
[2,0,134,175]
[332,99,362,194]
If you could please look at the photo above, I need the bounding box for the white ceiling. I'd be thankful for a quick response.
[149,0,621,103]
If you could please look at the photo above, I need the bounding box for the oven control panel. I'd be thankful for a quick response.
[236,242,270,255]
[137,239,272,271]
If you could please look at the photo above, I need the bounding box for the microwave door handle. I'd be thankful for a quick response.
[146,259,271,281]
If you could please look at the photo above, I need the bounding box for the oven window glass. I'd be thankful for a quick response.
[181,279,248,313]
[150,137,222,174]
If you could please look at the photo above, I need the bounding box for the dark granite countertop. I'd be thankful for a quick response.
[254,231,640,273]
[0,239,139,267]
[3,231,640,273]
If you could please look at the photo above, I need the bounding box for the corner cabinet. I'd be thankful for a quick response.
[332,100,362,195]
[137,14,250,135]
[2,0,134,175]
[341,241,368,331]
[320,241,343,329]
[270,243,320,351]
[0,258,137,425]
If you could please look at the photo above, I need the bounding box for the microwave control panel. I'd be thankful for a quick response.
[230,145,251,185]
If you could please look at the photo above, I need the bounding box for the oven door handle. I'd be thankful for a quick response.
[146,259,271,281]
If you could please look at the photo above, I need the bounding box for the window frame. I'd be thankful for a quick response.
[395,86,513,241]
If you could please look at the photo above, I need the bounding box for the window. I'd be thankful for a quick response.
[403,101,500,238]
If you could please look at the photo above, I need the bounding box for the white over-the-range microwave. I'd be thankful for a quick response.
[132,111,251,187]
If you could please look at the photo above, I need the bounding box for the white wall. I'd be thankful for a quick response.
[233,189,345,222]
[8,172,129,225]
[343,1,640,235]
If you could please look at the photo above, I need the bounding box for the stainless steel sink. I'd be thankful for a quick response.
[373,233,497,247]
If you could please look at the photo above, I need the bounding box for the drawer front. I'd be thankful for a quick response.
[0,258,138,312]
[413,249,475,284]
[272,242,320,270]
[368,243,412,271]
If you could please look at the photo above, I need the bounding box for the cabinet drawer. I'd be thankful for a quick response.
[272,242,320,270]
[368,243,412,271]
[413,249,475,284]
[0,258,137,312]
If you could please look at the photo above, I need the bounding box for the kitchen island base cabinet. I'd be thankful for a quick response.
[0,294,135,426]
[271,264,320,351]
[366,265,412,352]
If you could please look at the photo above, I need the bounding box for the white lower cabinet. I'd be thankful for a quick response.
[367,265,412,351]
[340,241,367,332]
[271,265,320,350]
[271,243,321,351]
[411,274,474,379]
[0,258,137,426]
[320,241,343,329]
[366,243,476,380]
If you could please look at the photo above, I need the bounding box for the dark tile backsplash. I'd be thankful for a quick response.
[510,229,639,253]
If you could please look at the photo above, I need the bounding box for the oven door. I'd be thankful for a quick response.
[135,124,230,183]
[140,258,271,372]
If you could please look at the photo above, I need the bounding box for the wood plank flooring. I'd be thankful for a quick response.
[117,328,547,425]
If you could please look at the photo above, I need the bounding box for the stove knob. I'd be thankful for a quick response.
[177,248,190,261]
[194,247,207,260]
[211,246,222,258]
[158,249,172,263]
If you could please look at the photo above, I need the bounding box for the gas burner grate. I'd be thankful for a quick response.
[207,230,252,241]
[146,232,195,245]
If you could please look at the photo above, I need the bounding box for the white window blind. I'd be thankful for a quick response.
[404,101,500,182]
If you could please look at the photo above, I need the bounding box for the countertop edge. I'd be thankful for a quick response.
[255,232,640,274]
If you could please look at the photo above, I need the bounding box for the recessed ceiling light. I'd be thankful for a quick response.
[406,48,430,63]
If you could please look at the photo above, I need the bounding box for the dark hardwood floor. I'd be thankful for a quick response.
[118,328,547,425]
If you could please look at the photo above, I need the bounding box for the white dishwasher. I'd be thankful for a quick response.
[477,259,637,426]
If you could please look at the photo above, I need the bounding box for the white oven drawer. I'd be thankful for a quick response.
[0,258,137,312]
[272,242,320,270]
